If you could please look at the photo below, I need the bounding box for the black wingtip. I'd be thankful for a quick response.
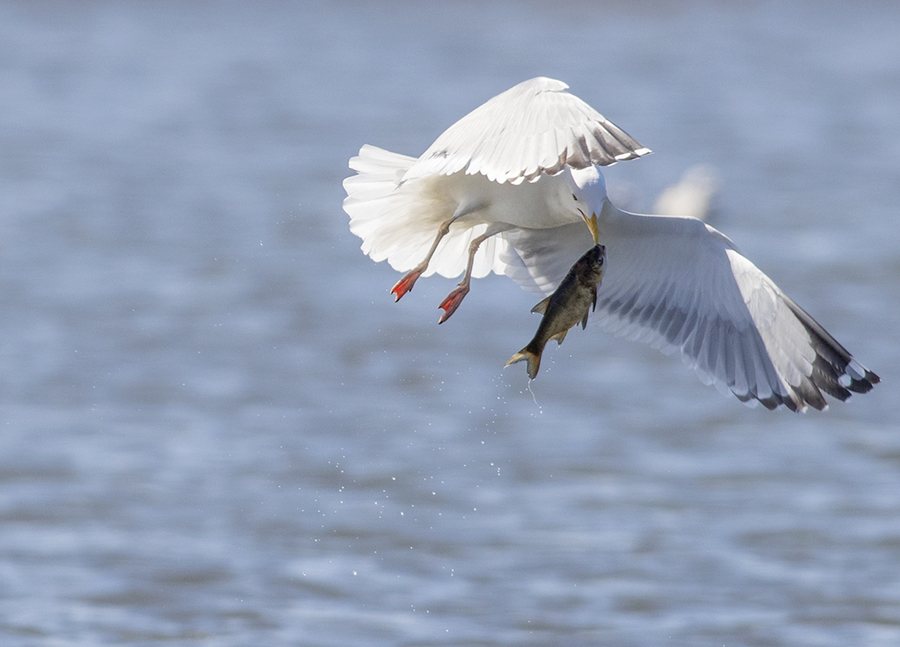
[783,298,879,410]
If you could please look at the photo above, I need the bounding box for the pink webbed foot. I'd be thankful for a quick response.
[390,267,425,302]
[437,284,470,324]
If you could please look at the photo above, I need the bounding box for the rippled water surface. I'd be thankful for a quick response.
[1,2,898,645]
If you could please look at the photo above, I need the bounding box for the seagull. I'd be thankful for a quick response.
[343,77,879,411]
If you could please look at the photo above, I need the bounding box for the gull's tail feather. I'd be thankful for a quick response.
[343,145,504,280]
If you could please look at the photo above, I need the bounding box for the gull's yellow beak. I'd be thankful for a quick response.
[585,213,599,245]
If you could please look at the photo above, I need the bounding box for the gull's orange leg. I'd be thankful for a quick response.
[437,284,469,324]
[437,224,511,324]
[390,267,424,301]
[390,216,456,301]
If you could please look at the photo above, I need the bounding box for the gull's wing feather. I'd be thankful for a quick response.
[499,207,879,410]
[404,77,651,185]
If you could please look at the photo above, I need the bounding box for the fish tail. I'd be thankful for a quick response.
[505,347,542,379]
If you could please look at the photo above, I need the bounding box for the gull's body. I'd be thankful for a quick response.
[343,77,879,411]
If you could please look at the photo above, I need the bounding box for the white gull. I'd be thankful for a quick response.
[343,77,879,411]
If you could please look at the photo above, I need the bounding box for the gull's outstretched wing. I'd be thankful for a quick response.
[501,206,879,411]
[403,77,651,185]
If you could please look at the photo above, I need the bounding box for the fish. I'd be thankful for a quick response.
[505,244,606,379]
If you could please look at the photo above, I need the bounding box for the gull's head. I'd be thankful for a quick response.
[568,166,607,244]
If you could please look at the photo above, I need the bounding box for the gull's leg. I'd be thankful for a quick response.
[390,216,457,301]
[437,223,512,324]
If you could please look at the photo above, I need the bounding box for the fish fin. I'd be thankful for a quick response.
[591,285,598,312]
[505,348,542,379]
[531,297,551,315]
[550,329,568,346]
[581,310,590,330]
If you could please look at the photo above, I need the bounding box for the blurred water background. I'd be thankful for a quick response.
[1,1,898,645]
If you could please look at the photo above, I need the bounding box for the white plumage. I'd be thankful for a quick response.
[343,77,879,411]
[404,76,650,184]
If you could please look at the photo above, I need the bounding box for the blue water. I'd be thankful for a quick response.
[1,2,898,645]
